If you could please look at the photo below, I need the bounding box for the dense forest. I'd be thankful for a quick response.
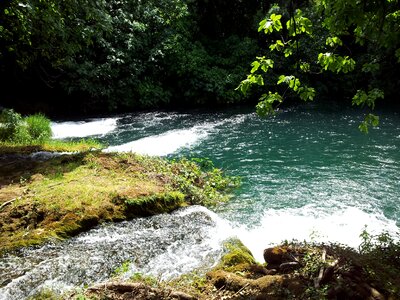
[1,0,399,117]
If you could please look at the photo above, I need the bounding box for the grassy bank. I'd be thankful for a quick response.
[0,151,239,253]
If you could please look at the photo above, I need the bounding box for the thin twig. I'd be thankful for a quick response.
[0,198,17,211]
[233,283,250,296]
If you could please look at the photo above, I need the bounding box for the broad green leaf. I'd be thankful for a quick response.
[260,58,274,72]
[300,62,310,72]
[251,61,260,73]
[255,75,264,86]
[258,19,267,32]
[286,9,312,36]
[284,47,293,57]
[277,75,290,85]
[318,53,355,73]
[298,86,315,101]
[259,14,282,34]
[269,40,285,52]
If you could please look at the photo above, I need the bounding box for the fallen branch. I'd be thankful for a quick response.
[0,198,17,211]
[87,282,146,293]
[87,281,196,300]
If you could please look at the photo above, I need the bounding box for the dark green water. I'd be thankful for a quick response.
[52,104,400,258]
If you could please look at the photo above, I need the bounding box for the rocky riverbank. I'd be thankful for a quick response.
[47,238,398,300]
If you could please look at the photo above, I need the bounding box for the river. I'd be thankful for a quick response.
[1,104,399,299]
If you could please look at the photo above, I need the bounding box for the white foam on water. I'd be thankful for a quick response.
[233,205,400,262]
[104,114,250,156]
[51,118,118,139]
[104,123,217,156]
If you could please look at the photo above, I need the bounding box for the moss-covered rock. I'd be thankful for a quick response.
[216,238,256,272]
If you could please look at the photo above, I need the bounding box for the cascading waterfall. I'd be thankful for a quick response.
[0,206,236,300]
[1,106,399,299]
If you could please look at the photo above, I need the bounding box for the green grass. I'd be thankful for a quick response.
[0,139,103,154]
[0,109,103,153]
[25,114,52,142]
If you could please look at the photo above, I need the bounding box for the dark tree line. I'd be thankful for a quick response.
[1,0,399,116]
[0,0,262,115]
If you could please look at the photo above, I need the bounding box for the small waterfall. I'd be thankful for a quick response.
[51,118,119,139]
[103,115,249,156]
[0,206,234,300]
[104,124,214,156]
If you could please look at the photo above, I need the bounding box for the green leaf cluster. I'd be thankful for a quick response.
[169,158,241,206]
[317,53,355,73]
[258,14,282,34]
[352,89,384,110]
[256,92,283,116]
[286,9,312,36]
[240,0,400,130]
[238,6,316,116]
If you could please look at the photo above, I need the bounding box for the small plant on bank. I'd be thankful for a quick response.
[0,109,103,153]
[27,289,62,300]
[357,228,400,295]
[113,260,131,276]
[170,158,240,206]
[130,272,159,287]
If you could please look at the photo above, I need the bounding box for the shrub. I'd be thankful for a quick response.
[0,109,22,141]
[0,109,52,144]
[25,114,52,143]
